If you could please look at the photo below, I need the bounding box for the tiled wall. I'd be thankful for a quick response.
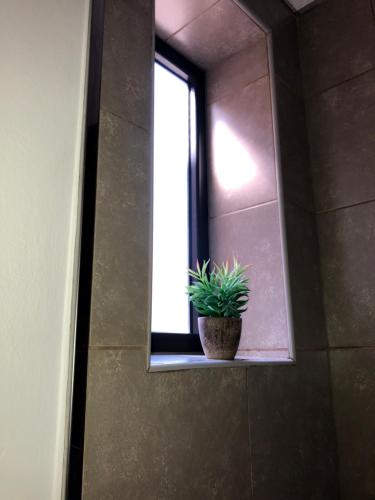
[81,1,339,498]
[206,34,289,357]
[299,1,375,498]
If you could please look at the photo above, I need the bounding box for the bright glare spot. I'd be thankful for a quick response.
[213,121,257,191]
[151,63,190,334]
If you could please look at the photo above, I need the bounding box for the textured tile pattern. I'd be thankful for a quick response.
[155,0,218,40]
[206,38,268,104]
[248,351,339,500]
[330,349,375,500]
[210,202,288,351]
[276,77,314,211]
[300,0,375,96]
[307,69,375,212]
[90,111,151,346]
[100,0,153,129]
[284,203,327,348]
[317,201,375,347]
[272,16,302,97]
[83,349,251,500]
[208,76,277,217]
[168,0,264,69]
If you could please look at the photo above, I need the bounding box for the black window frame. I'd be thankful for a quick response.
[151,37,209,354]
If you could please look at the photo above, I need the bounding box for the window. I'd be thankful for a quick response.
[151,38,208,353]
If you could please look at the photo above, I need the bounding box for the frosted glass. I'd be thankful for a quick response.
[152,63,190,334]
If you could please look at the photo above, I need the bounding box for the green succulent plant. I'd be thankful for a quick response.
[187,258,250,318]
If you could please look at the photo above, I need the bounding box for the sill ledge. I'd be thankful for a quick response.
[149,354,295,372]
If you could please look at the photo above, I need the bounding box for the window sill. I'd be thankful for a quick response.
[148,353,295,372]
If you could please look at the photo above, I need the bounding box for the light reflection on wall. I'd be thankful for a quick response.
[213,121,257,191]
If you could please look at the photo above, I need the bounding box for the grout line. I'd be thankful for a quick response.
[101,106,149,133]
[89,345,145,351]
[208,71,269,105]
[297,345,375,352]
[210,198,277,220]
[306,66,375,101]
[166,0,222,41]
[316,197,375,215]
[328,345,375,351]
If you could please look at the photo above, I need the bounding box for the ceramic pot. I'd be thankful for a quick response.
[198,317,242,360]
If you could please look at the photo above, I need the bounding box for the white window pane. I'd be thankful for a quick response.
[152,63,190,334]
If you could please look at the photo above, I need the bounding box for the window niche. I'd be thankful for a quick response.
[151,0,294,366]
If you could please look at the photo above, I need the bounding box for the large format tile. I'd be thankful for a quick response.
[155,0,218,40]
[272,15,302,98]
[276,77,314,211]
[82,349,251,500]
[209,76,277,217]
[307,69,375,212]
[318,201,375,347]
[330,349,375,500]
[300,0,375,96]
[210,202,289,352]
[206,37,268,104]
[284,203,327,349]
[101,0,153,130]
[239,0,291,29]
[168,0,264,70]
[90,111,151,347]
[248,351,339,500]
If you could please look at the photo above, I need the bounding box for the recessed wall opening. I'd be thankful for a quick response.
[151,0,295,362]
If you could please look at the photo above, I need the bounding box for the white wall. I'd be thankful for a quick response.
[0,1,91,498]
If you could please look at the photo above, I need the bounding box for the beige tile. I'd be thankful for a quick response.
[330,348,375,500]
[90,110,151,347]
[208,76,277,217]
[168,0,264,70]
[210,202,289,352]
[300,0,375,96]
[101,0,153,129]
[155,0,218,40]
[307,70,375,212]
[82,349,251,500]
[248,351,339,500]
[276,77,314,212]
[318,201,375,347]
[284,203,327,349]
[207,38,268,104]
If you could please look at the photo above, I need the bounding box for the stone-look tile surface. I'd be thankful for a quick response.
[272,15,302,98]
[240,0,291,29]
[210,202,289,351]
[318,201,375,347]
[284,203,327,349]
[101,0,153,130]
[155,0,218,40]
[207,38,268,104]
[90,111,151,346]
[300,0,375,96]
[276,78,314,212]
[208,76,277,217]
[330,349,375,500]
[168,0,264,70]
[83,349,251,500]
[248,351,339,500]
[307,69,375,212]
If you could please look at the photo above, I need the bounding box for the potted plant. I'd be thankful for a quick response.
[187,259,250,360]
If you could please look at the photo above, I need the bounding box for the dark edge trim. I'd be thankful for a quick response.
[66,0,104,498]
[152,38,208,354]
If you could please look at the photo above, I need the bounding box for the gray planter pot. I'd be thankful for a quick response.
[198,317,242,360]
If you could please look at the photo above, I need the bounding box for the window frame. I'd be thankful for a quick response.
[151,37,209,353]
